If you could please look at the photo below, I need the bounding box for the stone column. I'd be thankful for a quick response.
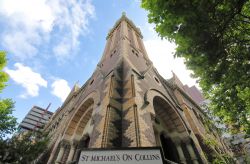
[47,138,61,164]
[66,140,78,163]
[72,139,83,162]
[72,148,81,162]
[173,137,186,164]
[55,147,65,163]
[186,142,199,164]
[176,144,187,164]
[55,140,67,164]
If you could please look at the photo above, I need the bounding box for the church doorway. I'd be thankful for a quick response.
[153,96,188,163]
[160,134,179,163]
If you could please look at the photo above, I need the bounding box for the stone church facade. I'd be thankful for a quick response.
[39,14,231,164]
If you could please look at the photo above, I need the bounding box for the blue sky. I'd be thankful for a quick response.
[0,0,197,124]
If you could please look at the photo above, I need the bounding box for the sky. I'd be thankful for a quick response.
[0,0,197,124]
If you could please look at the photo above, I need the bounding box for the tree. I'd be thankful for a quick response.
[0,51,17,139]
[0,99,16,139]
[141,0,250,134]
[0,51,49,163]
[0,130,49,163]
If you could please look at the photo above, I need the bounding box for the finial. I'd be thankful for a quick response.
[171,70,175,75]
[122,12,126,16]
[74,81,80,90]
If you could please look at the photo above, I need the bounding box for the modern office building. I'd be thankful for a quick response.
[18,105,53,132]
[37,13,232,164]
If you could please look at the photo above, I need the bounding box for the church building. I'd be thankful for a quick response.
[38,13,231,164]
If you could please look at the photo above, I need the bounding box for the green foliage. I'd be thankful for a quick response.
[245,154,250,163]
[0,51,49,163]
[204,137,218,148]
[0,51,8,92]
[212,154,234,164]
[0,99,17,139]
[0,51,17,139]
[0,131,49,164]
[142,0,250,134]
[203,137,234,163]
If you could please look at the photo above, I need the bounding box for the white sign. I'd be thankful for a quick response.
[78,148,163,164]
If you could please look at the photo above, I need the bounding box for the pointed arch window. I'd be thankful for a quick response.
[160,134,179,163]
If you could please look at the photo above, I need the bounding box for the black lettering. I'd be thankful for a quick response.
[151,154,160,160]
[91,155,122,161]
[134,154,161,161]
[122,154,126,161]
[157,154,161,160]
[122,154,133,161]
[91,155,97,161]
[116,154,120,161]
[127,154,133,160]
[81,155,89,161]
[143,154,148,160]
[135,154,140,161]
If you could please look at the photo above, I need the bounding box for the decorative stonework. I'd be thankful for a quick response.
[141,112,155,145]
[89,113,102,147]
[40,14,230,164]
[144,127,156,145]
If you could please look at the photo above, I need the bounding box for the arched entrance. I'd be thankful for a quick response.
[160,133,179,163]
[66,105,94,163]
[50,98,95,163]
[152,96,188,163]
[65,98,94,137]
[72,135,91,162]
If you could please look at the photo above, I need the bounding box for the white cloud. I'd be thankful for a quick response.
[53,37,71,60]
[3,31,39,59]
[51,79,71,102]
[0,0,95,61]
[50,0,95,60]
[0,0,54,32]
[144,39,198,87]
[5,63,47,98]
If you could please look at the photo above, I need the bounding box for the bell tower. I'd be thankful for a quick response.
[92,12,156,148]
[40,13,231,164]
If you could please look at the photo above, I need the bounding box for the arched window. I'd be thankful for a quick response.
[77,135,90,149]
[65,98,94,137]
[160,134,179,163]
[152,96,188,163]
[73,135,91,162]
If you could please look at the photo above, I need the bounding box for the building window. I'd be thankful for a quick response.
[136,34,143,51]
[127,24,134,45]
[90,79,94,85]
[160,134,179,162]
[154,77,160,84]
[131,49,139,57]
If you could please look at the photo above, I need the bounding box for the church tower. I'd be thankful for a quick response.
[40,13,231,164]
